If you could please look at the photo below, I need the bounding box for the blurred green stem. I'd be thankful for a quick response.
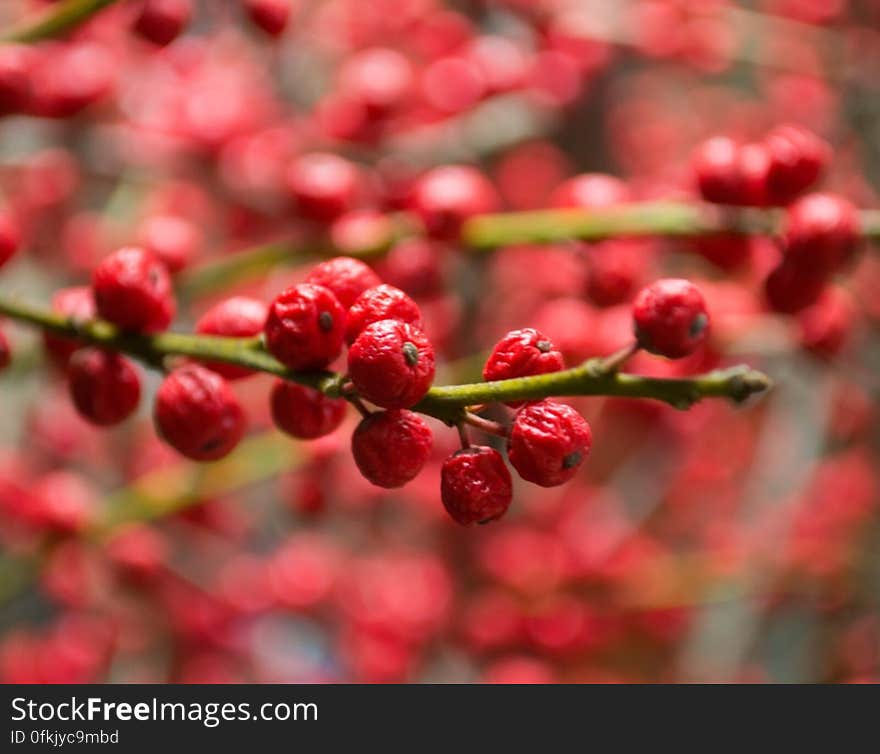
[2,0,120,42]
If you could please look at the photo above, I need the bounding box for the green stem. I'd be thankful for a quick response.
[2,0,120,42]
[0,294,772,424]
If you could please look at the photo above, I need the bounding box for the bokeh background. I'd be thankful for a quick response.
[1,0,879,683]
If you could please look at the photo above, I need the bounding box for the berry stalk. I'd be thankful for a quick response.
[0,293,772,424]
[1,0,121,43]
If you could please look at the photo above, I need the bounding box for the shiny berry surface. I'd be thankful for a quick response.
[633,279,710,358]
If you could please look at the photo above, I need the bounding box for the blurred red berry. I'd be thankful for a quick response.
[351,409,433,488]
[244,0,292,37]
[133,0,192,46]
[345,284,422,345]
[797,287,854,359]
[0,211,20,269]
[0,45,31,116]
[136,214,201,273]
[285,153,362,223]
[154,365,245,461]
[43,286,96,370]
[306,256,382,310]
[195,296,268,380]
[348,320,435,409]
[764,124,830,205]
[764,260,828,314]
[441,445,512,525]
[508,400,592,487]
[0,329,10,371]
[550,173,630,209]
[410,166,499,240]
[783,192,860,274]
[264,284,346,371]
[633,278,710,358]
[339,48,414,116]
[67,349,141,426]
[692,136,743,205]
[270,380,347,439]
[92,247,175,333]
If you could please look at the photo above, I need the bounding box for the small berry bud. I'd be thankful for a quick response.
[154,365,245,461]
[345,284,422,345]
[306,256,382,310]
[633,278,709,358]
[351,409,433,488]
[195,296,268,380]
[92,246,175,333]
[264,284,346,370]
[67,349,141,426]
[508,400,592,487]
[348,319,435,409]
[441,446,512,525]
[270,380,347,439]
[483,328,564,408]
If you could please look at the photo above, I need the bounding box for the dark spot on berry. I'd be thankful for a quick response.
[536,340,552,353]
[402,341,419,366]
[199,436,224,453]
[562,450,582,469]
[318,311,334,332]
[148,267,160,287]
[689,313,708,338]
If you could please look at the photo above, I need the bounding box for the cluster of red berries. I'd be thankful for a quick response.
[693,125,860,315]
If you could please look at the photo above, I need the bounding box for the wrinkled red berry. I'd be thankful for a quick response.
[507,400,592,487]
[43,286,96,369]
[550,173,630,209]
[285,153,362,223]
[764,124,830,205]
[67,349,141,426]
[264,284,346,370]
[483,328,564,408]
[137,214,201,273]
[92,246,175,333]
[348,320,435,408]
[154,365,245,461]
[764,260,827,314]
[244,0,292,37]
[133,0,191,46]
[270,380,347,439]
[410,165,499,240]
[783,193,860,275]
[351,409,432,488]
[441,446,512,525]
[345,284,422,345]
[306,256,382,309]
[633,278,710,358]
[0,211,21,269]
[195,296,268,380]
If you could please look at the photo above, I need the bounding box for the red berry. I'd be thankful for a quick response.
[410,166,499,240]
[633,278,710,358]
[0,211,21,270]
[195,296,268,380]
[692,136,742,204]
[348,320,435,409]
[270,380,347,439]
[585,240,644,306]
[441,446,512,525]
[137,214,201,273]
[345,284,422,346]
[154,365,245,461]
[43,286,96,369]
[549,173,630,209]
[244,0,292,37]
[264,284,346,371]
[0,329,10,371]
[306,256,382,310]
[483,328,564,408]
[133,0,191,46]
[735,142,770,207]
[351,409,432,488]
[783,192,860,275]
[338,47,414,116]
[507,400,592,487]
[374,238,443,298]
[764,260,827,314]
[796,287,853,359]
[764,124,830,205]
[285,153,362,223]
[92,247,175,333]
[67,349,141,426]
[0,45,32,116]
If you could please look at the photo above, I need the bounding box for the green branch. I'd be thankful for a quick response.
[0,294,772,425]
[1,0,120,42]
